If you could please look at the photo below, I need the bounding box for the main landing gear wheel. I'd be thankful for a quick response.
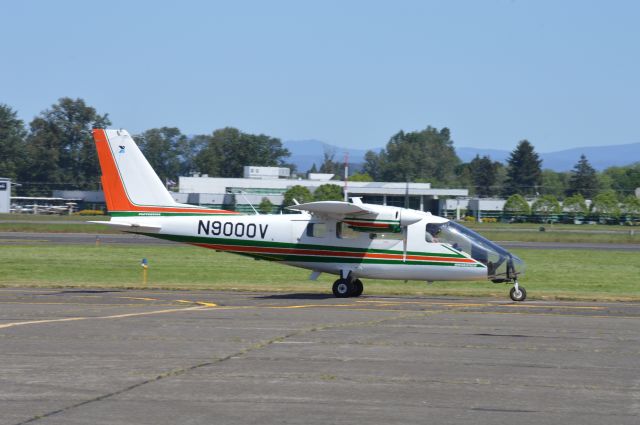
[333,279,354,298]
[509,285,527,302]
[351,279,364,297]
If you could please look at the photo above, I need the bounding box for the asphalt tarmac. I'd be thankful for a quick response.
[1,288,638,425]
[2,231,640,250]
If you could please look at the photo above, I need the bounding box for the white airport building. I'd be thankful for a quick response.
[175,167,469,214]
[0,178,11,213]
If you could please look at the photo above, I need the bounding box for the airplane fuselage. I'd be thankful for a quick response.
[120,213,488,282]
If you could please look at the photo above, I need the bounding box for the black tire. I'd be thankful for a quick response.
[509,286,527,302]
[351,279,364,297]
[332,279,353,298]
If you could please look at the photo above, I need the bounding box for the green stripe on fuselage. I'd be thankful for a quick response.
[139,232,476,262]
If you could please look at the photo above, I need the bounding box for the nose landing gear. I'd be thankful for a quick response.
[509,280,527,302]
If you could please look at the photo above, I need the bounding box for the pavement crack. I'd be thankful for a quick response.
[12,309,438,424]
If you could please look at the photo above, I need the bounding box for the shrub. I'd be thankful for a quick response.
[503,194,530,215]
[75,209,105,216]
[283,185,313,207]
[258,198,274,214]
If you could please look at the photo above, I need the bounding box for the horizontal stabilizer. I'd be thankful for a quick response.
[88,221,162,233]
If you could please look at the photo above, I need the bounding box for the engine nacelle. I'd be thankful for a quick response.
[342,208,427,233]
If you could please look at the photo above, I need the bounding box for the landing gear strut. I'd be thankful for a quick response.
[506,256,526,302]
[332,278,364,298]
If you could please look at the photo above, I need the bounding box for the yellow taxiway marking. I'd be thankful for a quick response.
[120,296,160,301]
[0,305,210,330]
[175,299,218,307]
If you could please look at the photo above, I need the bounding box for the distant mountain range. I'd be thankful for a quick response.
[283,140,378,173]
[284,140,640,172]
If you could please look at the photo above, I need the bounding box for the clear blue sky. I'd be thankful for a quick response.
[1,0,638,152]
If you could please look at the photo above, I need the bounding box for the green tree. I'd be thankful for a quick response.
[313,183,343,201]
[363,127,460,184]
[503,194,531,218]
[22,98,110,194]
[531,195,561,221]
[567,154,599,199]
[348,172,373,182]
[136,127,187,184]
[318,148,343,178]
[592,190,620,219]
[283,185,313,207]
[454,163,474,196]
[195,127,290,177]
[307,163,318,174]
[541,169,569,198]
[258,197,274,214]
[468,155,501,196]
[621,195,640,220]
[600,163,640,197]
[0,104,26,180]
[563,194,588,217]
[503,140,542,196]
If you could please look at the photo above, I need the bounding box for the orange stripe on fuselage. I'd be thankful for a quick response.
[93,129,237,215]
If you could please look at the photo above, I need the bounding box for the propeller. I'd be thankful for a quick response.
[398,209,425,262]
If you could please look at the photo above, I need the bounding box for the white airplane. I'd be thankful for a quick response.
[92,129,527,301]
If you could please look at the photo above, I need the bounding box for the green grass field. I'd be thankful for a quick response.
[1,243,638,301]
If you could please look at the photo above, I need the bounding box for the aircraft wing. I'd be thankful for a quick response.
[287,200,376,217]
[88,221,162,233]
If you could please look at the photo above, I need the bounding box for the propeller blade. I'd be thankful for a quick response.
[403,227,408,262]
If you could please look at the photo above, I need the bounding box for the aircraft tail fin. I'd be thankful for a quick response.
[93,129,237,216]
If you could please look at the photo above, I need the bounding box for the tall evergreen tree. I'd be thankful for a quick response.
[567,154,599,199]
[468,155,501,196]
[0,104,26,180]
[503,140,542,196]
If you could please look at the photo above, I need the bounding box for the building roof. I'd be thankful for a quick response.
[178,176,468,197]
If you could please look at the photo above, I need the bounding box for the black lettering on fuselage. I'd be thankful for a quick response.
[198,220,268,239]
[197,220,210,235]
[211,221,221,235]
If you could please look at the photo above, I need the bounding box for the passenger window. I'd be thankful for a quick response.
[336,222,359,239]
[306,222,327,237]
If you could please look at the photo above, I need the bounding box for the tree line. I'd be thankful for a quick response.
[1,98,639,202]
[0,98,292,196]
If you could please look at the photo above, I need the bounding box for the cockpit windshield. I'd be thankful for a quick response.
[426,221,525,281]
